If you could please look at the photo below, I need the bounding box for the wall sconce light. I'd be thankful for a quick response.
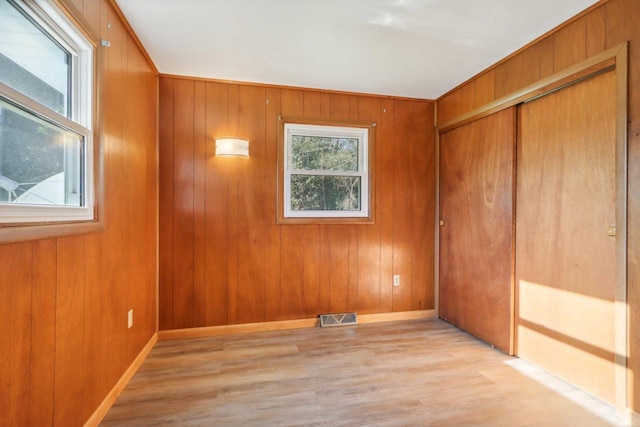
[215,138,249,157]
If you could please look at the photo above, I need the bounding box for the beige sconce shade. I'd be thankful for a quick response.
[215,138,249,156]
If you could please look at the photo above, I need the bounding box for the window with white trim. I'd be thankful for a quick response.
[283,122,370,219]
[0,0,94,224]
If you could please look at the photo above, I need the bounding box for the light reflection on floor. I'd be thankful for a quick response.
[504,358,630,427]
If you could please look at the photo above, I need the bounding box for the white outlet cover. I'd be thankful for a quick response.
[128,309,134,329]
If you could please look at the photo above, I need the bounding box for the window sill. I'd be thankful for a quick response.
[0,219,104,244]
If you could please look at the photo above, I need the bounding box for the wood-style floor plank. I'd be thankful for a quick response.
[101,319,626,426]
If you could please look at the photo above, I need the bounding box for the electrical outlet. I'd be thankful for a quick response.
[393,275,400,287]
[127,309,134,329]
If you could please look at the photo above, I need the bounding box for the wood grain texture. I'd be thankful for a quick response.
[54,236,86,426]
[30,239,57,426]
[158,77,175,331]
[0,242,32,425]
[237,85,267,324]
[0,0,158,424]
[436,0,640,411]
[193,81,207,327]
[516,71,617,403]
[474,70,495,108]
[172,79,195,329]
[603,0,640,411]
[159,79,435,328]
[553,17,587,72]
[439,108,515,353]
[102,319,625,427]
[204,82,230,326]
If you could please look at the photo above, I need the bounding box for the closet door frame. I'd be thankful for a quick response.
[435,42,628,416]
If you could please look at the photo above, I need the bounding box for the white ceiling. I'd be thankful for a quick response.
[114,0,599,99]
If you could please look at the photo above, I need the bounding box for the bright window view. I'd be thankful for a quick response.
[284,123,369,218]
[0,0,93,223]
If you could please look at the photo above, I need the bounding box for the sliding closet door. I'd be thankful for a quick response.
[516,70,617,403]
[439,108,515,353]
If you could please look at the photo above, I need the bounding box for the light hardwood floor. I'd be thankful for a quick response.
[101,319,627,426]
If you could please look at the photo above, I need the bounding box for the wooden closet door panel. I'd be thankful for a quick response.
[516,70,617,403]
[439,107,515,353]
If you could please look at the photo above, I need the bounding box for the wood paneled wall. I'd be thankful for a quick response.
[436,0,640,412]
[0,0,158,425]
[159,78,435,330]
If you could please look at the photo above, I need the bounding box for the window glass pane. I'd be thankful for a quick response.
[291,135,358,171]
[290,175,360,211]
[0,0,70,116]
[0,98,82,206]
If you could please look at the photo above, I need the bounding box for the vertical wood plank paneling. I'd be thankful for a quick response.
[103,7,127,391]
[54,236,85,427]
[302,225,321,317]
[303,91,322,117]
[553,17,587,72]
[123,35,149,362]
[327,226,349,313]
[436,91,455,125]
[227,85,240,324]
[493,63,509,100]
[538,37,555,80]
[603,0,640,411]
[264,88,282,321]
[347,226,359,313]
[162,81,436,325]
[0,242,32,426]
[458,83,475,118]
[585,7,606,57]
[320,93,331,119]
[474,70,495,109]
[330,94,350,119]
[158,77,175,330]
[97,0,113,402]
[507,45,540,94]
[318,224,331,314]
[237,86,267,324]
[357,96,382,314]
[412,101,435,310]
[30,239,56,426]
[279,89,305,320]
[82,0,100,34]
[204,82,230,326]
[82,232,102,423]
[193,81,207,327]
[172,79,195,329]
[392,100,414,312]
[379,99,395,313]
[142,58,158,341]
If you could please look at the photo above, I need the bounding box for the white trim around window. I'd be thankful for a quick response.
[0,0,95,225]
[278,118,375,224]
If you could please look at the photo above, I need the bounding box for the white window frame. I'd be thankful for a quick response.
[284,123,369,218]
[0,0,94,224]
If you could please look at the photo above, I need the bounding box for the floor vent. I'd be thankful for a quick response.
[319,312,357,328]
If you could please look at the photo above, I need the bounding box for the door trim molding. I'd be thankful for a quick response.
[436,43,626,134]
